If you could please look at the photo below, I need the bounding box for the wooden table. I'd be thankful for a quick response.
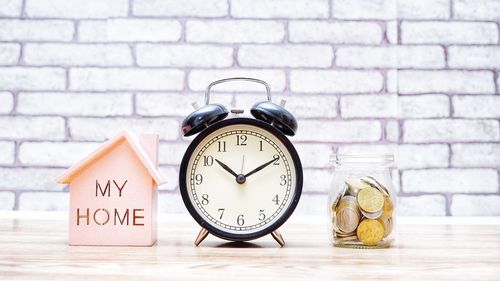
[1,211,500,281]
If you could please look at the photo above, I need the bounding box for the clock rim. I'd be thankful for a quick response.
[179,117,303,242]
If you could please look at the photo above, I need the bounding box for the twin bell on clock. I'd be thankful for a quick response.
[179,77,303,247]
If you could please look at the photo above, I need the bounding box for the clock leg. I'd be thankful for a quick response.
[194,227,209,246]
[271,229,285,247]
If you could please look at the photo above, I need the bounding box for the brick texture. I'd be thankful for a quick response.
[0,0,498,217]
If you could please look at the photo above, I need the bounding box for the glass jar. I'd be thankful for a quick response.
[328,153,396,249]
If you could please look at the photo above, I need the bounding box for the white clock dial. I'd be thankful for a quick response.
[185,123,297,235]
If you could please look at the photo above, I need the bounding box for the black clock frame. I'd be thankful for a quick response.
[179,117,303,242]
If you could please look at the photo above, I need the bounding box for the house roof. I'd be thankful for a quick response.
[56,130,166,185]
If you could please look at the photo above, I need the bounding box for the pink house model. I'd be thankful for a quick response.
[56,131,165,246]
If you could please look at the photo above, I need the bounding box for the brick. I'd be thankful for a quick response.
[295,194,328,215]
[136,44,233,67]
[454,0,500,20]
[79,19,181,42]
[451,143,500,168]
[0,92,13,113]
[238,45,333,68]
[231,0,328,19]
[397,0,449,19]
[0,117,65,140]
[295,143,333,168]
[385,120,399,142]
[18,192,68,211]
[158,192,187,213]
[340,94,397,118]
[0,192,15,210]
[26,0,128,18]
[397,70,495,94]
[0,43,20,65]
[398,195,446,216]
[159,142,189,166]
[336,46,445,68]
[333,0,396,20]
[448,46,500,69]
[398,95,449,118]
[402,169,498,193]
[0,168,65,190]
[386,70,398,93]
[133,0,227,17]
[25,43,132,67]
[158,166,178,191]
[0,67,66,91]
[453,95,500,118]
[234,94,338,119]
[136,93,233,117]
[289,21,382,44]
[17,92,133,116]
[0,0,22,16]
[0,141,15,164]
[404,119,499,142]
[19,141,99,167]
[0,20,73,41]
[451,195,500,216]
[401,21,498,44]
[386,21,398,44]
[70,68,184,91]
[290,70,383,94]
[391,170,400,192]
[296,120,381,142]
[303,169,331,193]
[186,20,284,43]
[397,144,449,169]
[189,69,286,92]
[69,117,179,141]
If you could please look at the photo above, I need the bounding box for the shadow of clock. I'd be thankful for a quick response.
[214,241,263,248]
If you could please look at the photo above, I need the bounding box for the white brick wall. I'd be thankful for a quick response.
[0,0,498,217]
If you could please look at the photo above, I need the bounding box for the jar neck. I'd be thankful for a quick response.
[331,154,394,171]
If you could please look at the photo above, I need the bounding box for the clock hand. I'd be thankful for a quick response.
[244,157,278,178]
[215,159,239,178]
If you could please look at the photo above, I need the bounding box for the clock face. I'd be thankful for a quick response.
[179,118,302,241]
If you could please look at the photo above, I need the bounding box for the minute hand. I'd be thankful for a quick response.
[244,158,278,178]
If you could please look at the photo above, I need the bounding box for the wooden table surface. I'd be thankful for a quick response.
[1,211,500,281]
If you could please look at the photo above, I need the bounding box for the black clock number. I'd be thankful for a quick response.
[237,214,245,226]
[272,194,280,205]
[236,135,247,146]
[273,154,280,165]
[258,209,266,221]
[218,141,226,152]
[217,208,225,219]
[201,194,209,205]
[203,155,214,166]
[280,175,287,186]
[259,140,263,151]
[195,174,203,185]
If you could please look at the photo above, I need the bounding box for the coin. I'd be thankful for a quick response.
[357,187,384,213]
[335,196,360,234]
[361,208,382,219]
[331,184,348,211]
[335,235,358,242]
[356,219,385,246]
[378,215,393,238]
[361,176,389,197]
[382,196,394,217]
[345,178,371,196]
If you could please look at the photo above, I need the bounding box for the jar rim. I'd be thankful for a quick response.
[330,153,394,165]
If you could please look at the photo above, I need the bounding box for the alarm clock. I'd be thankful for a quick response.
[179,77,303,247]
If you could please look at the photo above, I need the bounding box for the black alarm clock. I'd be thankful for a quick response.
[179,77,303,247]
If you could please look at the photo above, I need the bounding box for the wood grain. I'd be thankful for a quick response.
[1,212,499,281]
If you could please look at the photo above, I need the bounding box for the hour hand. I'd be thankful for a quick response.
[215,159,238,177]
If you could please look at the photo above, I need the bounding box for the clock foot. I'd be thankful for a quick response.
[271,230,285,247]
[194,228,209,246]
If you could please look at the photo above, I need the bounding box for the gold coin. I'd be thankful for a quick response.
[357,219,385,246]
[361,176,389,197]
[357,187,384,213]
[377,216,393,238]
[382,196,394,217]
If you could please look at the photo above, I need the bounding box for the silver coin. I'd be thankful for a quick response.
[360,208,382,219]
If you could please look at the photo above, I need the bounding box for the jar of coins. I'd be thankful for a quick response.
[328,153,395,248]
